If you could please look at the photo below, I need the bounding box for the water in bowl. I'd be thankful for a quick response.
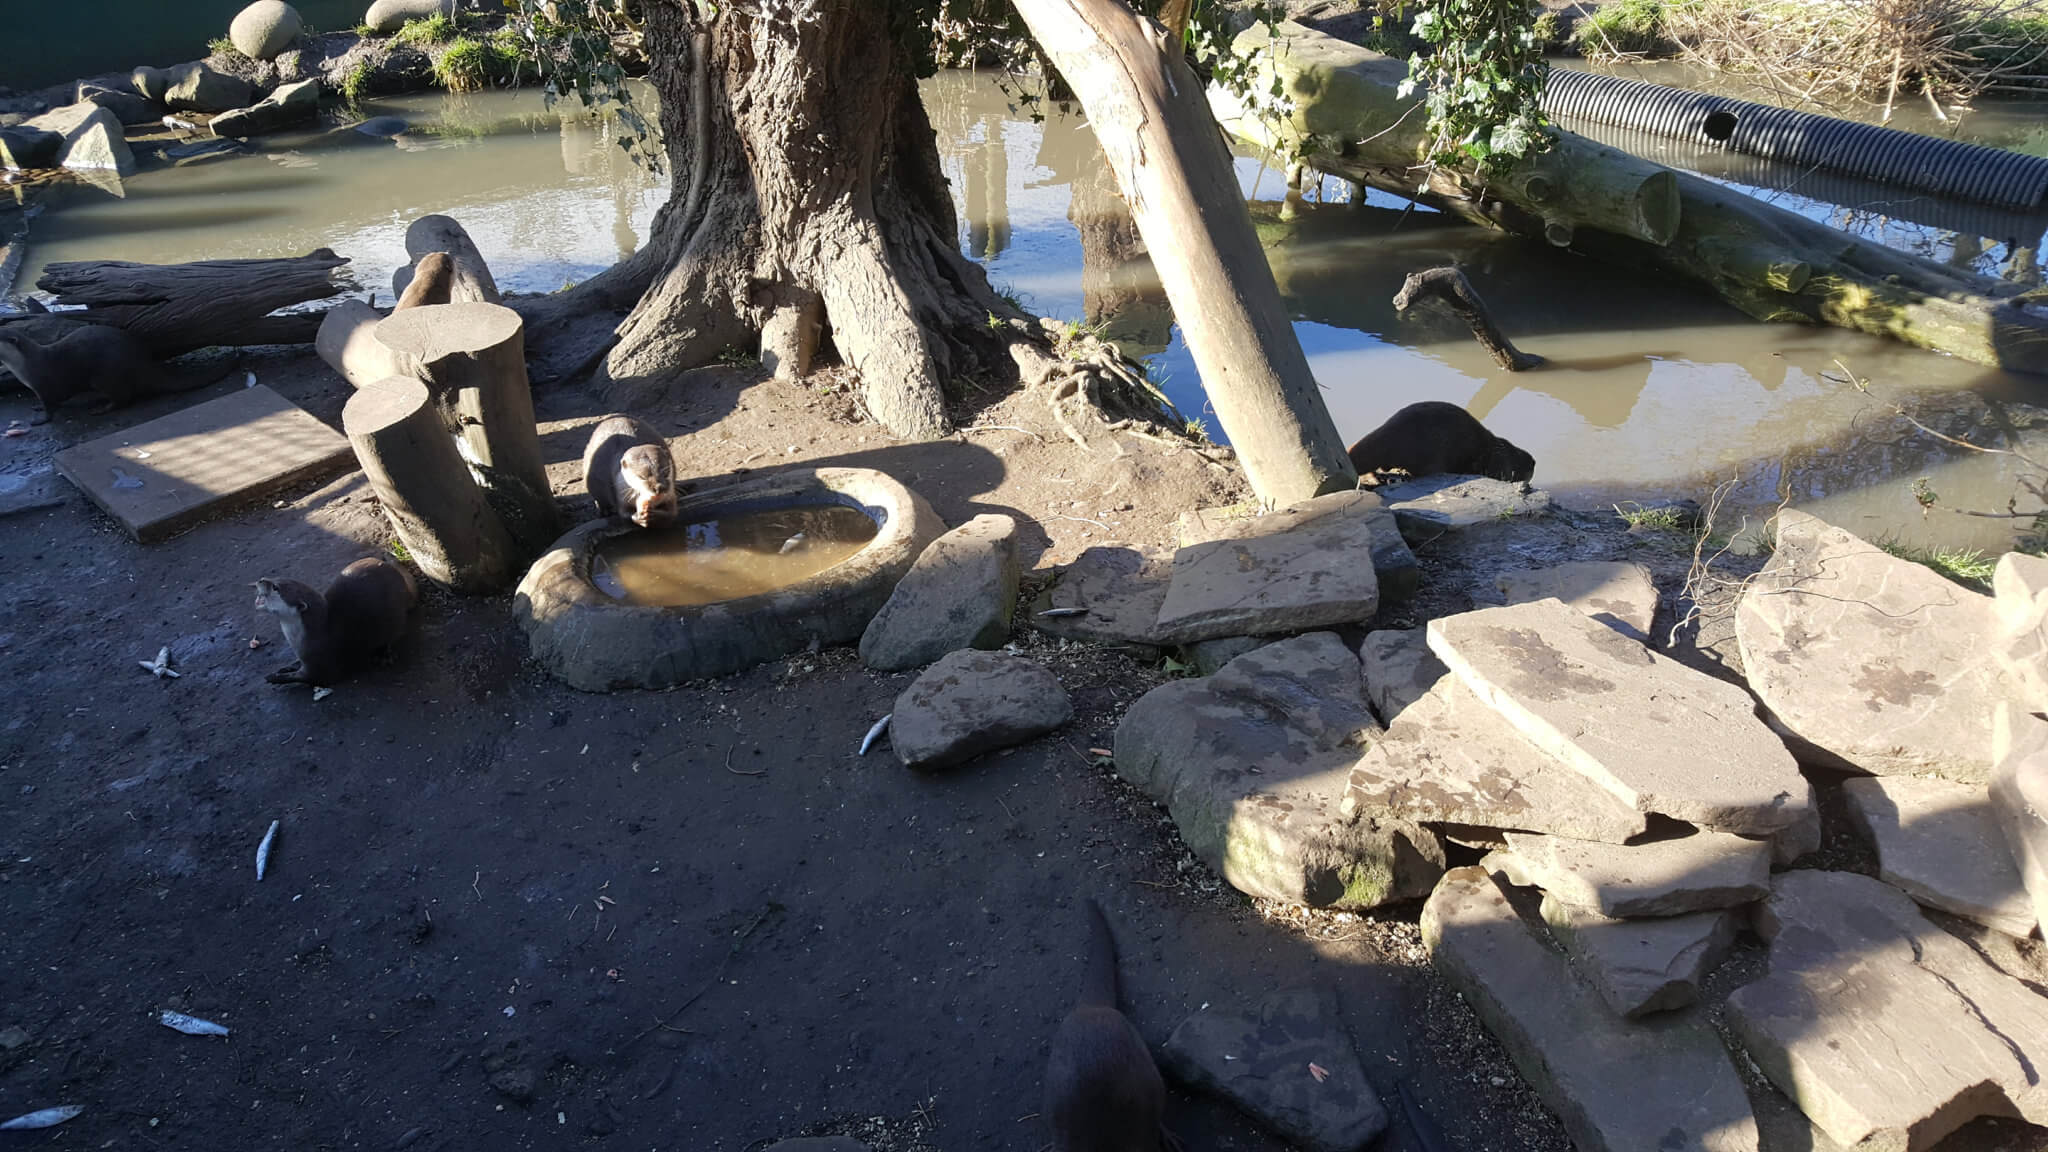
[591,504,880,607]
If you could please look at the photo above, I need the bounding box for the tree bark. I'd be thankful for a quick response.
[374,303,560,556]
[33,250,353,355]
[390,216,501,306]
[1011,0,1358,504]
[315,300,399,389]
[343,376,518,595]
[1394,267,1544,371]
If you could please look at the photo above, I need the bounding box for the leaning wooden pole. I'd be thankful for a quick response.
[343,376,517,594]
[1010,0,1357,504]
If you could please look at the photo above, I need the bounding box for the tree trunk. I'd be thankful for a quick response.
[32,250,353,355]
[343,376,518,595]
[1011,0,1358,504]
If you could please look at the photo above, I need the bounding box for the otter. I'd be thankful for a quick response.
[581,415,677,528]
[0,323,230,424]
[253,557,419,687]
[1044,899,1171,1152]
[1347,400,1535,484]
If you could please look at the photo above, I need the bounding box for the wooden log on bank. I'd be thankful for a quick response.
[316,255,465,388]
[1394,267,1544,371]
[33,249,352,355]
[375,301,559,555]
[344,376,517,594]
[391,215,500,306]
[1214,22,2048,374]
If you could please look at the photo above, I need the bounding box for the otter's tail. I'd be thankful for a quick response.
[1079,898,1120,1010]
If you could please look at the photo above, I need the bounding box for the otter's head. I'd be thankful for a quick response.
[1484,439,1536,484]
[253,578,322,620]
[618,445,677,528]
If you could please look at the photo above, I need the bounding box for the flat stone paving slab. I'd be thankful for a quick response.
[1178,491,1418,601]
[1162,987,1387,1152]
[1154,499,1381,644]
[1736,510,2009,783]
[1374,475,1553,544]
[1344,629,1648,844]
[1421,867,1760,1152]
[1841,774,2038,939]
[1726,870,2048,1151]
[1496,560,1658,643]
[889,650,1072,772]
[1488,828,1771,917]
[54,385,353,543]
[1028,545,1172,650]
[1538,894,1735,1019]
[1430,598,1811,835]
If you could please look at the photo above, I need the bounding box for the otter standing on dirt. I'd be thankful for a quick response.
[253,557,418,687]
[582,415,678,528]
[1347,400,1536,484]
[0,323,225,424]
[1044,899,1171,1152]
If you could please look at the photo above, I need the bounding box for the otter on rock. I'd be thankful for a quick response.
[1044,900,1172,1152]
[1347,400,1535,484]
[253,557,418,687]
[0,323,227,424]
[581,414,677,528]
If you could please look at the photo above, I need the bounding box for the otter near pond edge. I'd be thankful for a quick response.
[1347,400,1536,484]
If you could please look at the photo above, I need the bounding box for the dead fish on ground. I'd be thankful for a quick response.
[158,1010,230,1037]
[255,819,280,881]
[1037,607,1087,618]
[859,714,891,756]
[0,1106,83,1130]
[138,646,179,679]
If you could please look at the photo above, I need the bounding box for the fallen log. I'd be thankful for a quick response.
[391,215,499,306]
[33,249,352,355]
[1394,267,1544,371]
[1215,22,2048,375]
[316,255,462,388]
[344,376,518,594]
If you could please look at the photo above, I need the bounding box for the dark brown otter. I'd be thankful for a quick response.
[1044,899,1171,1152]
[581,414,678,528]
[0,323,230,424]
[1347,400,1535,484]
[254,557,419,687]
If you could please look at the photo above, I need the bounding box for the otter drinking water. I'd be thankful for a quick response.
[1044,899,1172,1152]
[1347,400,1535,484]
[253,557,418,687]
[0,323,229,424]
[581,415,677,528]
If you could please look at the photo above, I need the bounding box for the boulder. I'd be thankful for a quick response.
[858,513,1020,672]
[0,125,61,169]
[1431,598,1811,835]
[1993,550,2048,712]
[1344,629,1648,844]
[1736,510,2008,782]
[163,63,255,113]
[1841,774,2037,938]
[1115,633,1444,909]
[1756,801,1820,867]
[230,1,304,59]
[364,0,458,33]
[1486,828,1770,917]
[1183,635,1269,676]
[1495,560,1658,643]
[890,650,1071,772]
[1537,894,1736,1018]
[209,79,320,138]
[1374,474,1553,544]
[1154,499,1382,644]
[1029,545,1172,652]
[1991,704,2048,938]
[76,83,158,126]
[1725,870,2048,1150]
[1162,987,1387,1152]
[1421,867,1760,1152]
[131,66,170,103]
[1177,490,1419,601]
[24,102,134,175]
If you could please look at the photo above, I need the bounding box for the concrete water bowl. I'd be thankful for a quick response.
[514,467,943,691]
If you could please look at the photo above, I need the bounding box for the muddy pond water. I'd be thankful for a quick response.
[591,505,879,607]
[16,71,2048,555]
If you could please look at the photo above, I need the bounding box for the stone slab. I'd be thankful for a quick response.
[1841,774,2038,938]
[0,469,69,519]
[0,125,62,169]
[1162,987,1387,1152]
[889,650,1071,772]
[1991,703,2048,939]
[210,79,318,138]
[1154,501,1381,645]
[163,63,254,114]
[25,102,134,175]
[1488,828,1770,917]
[1344,629,1649,844]
[1431,598,1811,835]
[1538,894,1735,1018]
[1184,635,1269,676]
[1115,633,1444,910]
[1374,475,1553,544]
[1177,490,1419,601]
[1029,545,1172,651]
[53,386,352,544]
[1421,867,1760,1152]
[859,513,1020,672]
[1993,551,2048,713]
[1736,510,2008,782]
[1496,560,1658,643]
[1725,870,2048,1150]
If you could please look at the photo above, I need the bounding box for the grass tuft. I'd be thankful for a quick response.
[393,13,459,46]
[1576,0,1670,57]
[1877,541,1997,590]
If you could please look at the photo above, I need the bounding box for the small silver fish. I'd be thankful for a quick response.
[158,1010,230,1037]
[859,714,891,756]
[0,1106,83,1131]
[778,533,808,555]
[255,819,280,881]
[1037,607,1087,618]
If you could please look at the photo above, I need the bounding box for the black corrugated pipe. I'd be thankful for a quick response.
[1543,68,2048,211]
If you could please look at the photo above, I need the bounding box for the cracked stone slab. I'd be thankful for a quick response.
[1994,551,2048,713]
[1028,545,1172,651]
[1725,870,2048,1151]
[1841,774,2038,938]
[1538,894,1736,1018]
[1421,867,1760,1152]
[1162,987,1387,1152]
[1992,703,2048,940]
[1487,828,1770,917]
[1735,510,2008,782]
[1344,629,1648,844]
[1153,500,1382,645]
[1115,633,1443,910]
[1496,560,1658,643]
[1375,475,1553,545]
[889,650,1072,772]
[1177,491,1418,602]
[1430,598,1811,835]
